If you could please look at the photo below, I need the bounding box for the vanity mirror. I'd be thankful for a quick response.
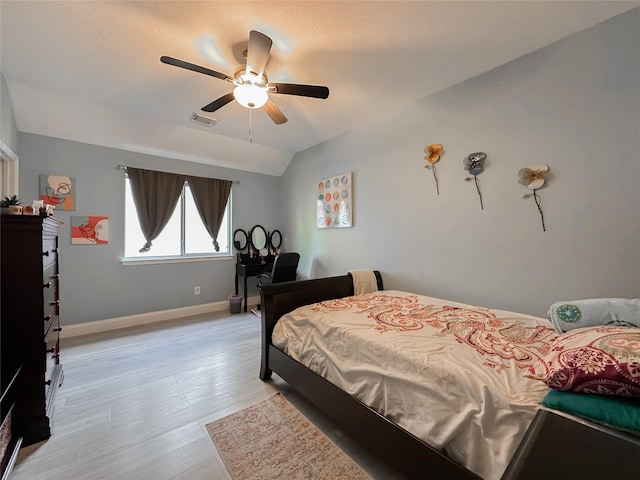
[233,228,248,251]
[250,225,268,256]
[269,229,282,254]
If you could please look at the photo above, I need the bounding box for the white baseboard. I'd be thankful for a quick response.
[61,295,260,338]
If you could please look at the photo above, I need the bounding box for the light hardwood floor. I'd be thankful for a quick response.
[9,311,401,480]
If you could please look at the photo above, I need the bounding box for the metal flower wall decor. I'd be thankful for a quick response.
[424,144,443,195]
[463,152,487,210]
[518,165,549,232]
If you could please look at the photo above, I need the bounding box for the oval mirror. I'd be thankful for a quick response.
[250,225,267,251]
[233,228,248,251]
[269,229,282,250]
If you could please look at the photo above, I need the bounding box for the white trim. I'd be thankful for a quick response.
[61,295,260,338]
[0,141,19,197]
[121,254,233,266]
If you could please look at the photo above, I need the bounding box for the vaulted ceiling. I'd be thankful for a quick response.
[1,1,637,175]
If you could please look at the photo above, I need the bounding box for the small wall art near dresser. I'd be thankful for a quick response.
[1,214,64,474]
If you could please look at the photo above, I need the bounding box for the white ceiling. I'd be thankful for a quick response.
[1,1,637,176]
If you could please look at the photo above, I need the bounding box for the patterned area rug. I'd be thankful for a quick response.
[206,393,372,480]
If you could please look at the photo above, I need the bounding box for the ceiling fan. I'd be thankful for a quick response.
[161,30,329,125]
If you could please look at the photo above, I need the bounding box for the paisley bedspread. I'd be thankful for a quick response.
[272,290,558,480]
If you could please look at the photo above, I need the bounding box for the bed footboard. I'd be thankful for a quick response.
[259,272,382,380]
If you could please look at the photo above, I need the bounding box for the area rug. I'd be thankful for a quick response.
[206,392,372,480]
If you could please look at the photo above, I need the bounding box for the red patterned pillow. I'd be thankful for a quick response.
[543,326,640,396]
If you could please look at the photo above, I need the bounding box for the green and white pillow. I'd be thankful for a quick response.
[548,298,640,333]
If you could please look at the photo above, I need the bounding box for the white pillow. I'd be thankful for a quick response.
[548,298,640,333]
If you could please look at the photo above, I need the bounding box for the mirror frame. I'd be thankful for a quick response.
[250,225,268,251]
[233,228,248,251]
[269,229,282,251]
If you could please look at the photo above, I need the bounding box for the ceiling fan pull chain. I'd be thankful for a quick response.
[249,109,253,144]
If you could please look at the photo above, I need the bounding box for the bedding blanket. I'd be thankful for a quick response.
[272,291,558,480]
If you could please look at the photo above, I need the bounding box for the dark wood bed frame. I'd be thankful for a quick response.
[259,274,640,479]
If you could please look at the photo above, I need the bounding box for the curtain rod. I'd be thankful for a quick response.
[116,164,239,184]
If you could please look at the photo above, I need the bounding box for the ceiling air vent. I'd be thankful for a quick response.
[190,112,219,127]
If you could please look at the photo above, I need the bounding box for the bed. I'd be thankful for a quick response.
[259,273,640,479]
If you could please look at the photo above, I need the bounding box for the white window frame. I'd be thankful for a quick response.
[0,141,19,198]
[122,176,232,265]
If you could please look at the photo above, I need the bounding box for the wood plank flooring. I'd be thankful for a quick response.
[9,311,401,480]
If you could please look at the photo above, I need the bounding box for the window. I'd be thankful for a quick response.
[0,141,19,198]
[124,177,230,260]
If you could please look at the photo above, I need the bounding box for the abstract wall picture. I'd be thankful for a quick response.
[71,216,109,244]
[39,174,76,211]
[317,172,352,228]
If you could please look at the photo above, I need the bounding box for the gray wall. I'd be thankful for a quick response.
[281,8,640,317]
[1,74,19,153]
[18,133,282,324]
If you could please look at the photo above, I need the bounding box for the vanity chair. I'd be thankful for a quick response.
[256,252,300,288]
[252,252,300,315]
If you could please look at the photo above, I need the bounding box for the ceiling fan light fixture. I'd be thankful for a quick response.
[162,30,328,124]
[233,83,268,109]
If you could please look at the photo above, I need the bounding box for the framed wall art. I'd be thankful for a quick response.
[71,215,109,245]
[39,174,76,211]
[317,172,352,229]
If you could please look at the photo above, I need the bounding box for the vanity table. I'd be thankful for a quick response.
[233,225,281,312]
[235,254,274,312]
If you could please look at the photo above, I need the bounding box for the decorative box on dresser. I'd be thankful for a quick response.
[1,215,64,477]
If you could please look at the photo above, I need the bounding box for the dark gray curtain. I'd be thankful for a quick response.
[127,167,186,252]
[187,176,232,251]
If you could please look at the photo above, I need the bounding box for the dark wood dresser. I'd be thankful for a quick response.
[1,214,64,471]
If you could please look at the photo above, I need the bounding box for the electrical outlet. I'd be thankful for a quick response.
[194,286,200,295]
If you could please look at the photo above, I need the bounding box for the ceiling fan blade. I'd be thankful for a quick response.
[263,99,288,125]
[201,92,235,112]
[245,30,272,77]
[161,56,231,82]
[271,83,329,99]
